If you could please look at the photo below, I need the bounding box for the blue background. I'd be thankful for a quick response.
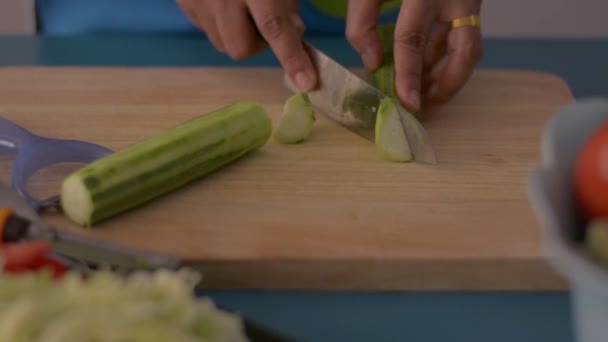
[35,0,399,35]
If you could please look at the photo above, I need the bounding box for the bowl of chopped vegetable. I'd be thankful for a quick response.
[0,264,294,342]
[528,97,608,342]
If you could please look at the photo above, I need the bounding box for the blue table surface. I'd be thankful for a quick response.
[1,33,607,342]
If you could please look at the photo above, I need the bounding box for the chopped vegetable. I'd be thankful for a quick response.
[273,93,316,144]
[0,268,248,342]
[60,101,272,227]
[346,24,397,128]
[365,24,414,162]
[375,97,412,162]
[585,219,608,266]
[0,241,67,279]
[374,64,396,98]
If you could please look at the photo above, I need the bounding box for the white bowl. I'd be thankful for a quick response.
[528,97,608,342]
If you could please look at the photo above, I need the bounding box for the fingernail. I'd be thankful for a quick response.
[408,89,421,111]
[294,72,314,91]
[362,50,381,70]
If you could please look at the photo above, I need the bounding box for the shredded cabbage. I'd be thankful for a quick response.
[0,268,248,342]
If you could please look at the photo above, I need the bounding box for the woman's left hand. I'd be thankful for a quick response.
[346,0,483,115]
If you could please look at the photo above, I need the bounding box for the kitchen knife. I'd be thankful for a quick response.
[284,43,437,164]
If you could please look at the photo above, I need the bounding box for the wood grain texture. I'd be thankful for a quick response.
[0,67,574,290]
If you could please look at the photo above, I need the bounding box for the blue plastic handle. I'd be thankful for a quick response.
[0,116,113,211]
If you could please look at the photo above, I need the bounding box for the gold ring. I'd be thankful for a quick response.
[450,15,481,29]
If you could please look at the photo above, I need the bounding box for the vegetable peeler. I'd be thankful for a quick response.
[0,115,113,212]
[0,115,181,273]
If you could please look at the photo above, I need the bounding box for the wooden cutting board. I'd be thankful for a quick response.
[0,67,573,291]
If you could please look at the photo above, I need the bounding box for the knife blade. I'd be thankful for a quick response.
[26,221,182,273]
[284,43,437,164]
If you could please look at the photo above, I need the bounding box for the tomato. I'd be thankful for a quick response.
[35,254,69,279]
[2,241,52,271]
[1,241,68,279]
[574,121,608,219]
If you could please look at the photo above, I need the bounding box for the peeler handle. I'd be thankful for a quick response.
[0,116,36,156]
[13,138,114,211]
[0,116,114,211]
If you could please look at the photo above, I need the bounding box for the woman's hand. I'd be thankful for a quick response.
[346,0,483,114]
[176,0,317,92]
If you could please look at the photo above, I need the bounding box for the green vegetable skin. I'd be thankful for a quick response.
[0,268,248,342]
[371,24,414,162]
[61,101,272,227]
[585,219,608,266]
[273,92,316,144]
[373,23,397,97]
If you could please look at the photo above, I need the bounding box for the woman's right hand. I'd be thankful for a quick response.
[176,0,318,92]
